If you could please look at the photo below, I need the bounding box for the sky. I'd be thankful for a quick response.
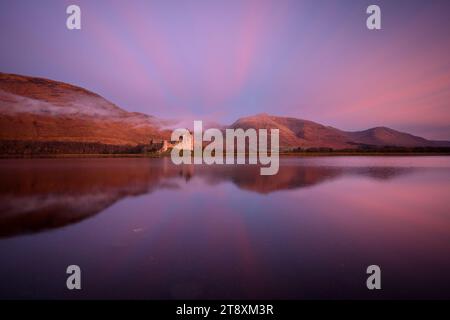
[0,0,449,139]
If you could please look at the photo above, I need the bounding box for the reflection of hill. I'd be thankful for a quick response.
[0,158,415,238]
[0,158,187,238]
[194,165,414,194]
[194,165,342,194]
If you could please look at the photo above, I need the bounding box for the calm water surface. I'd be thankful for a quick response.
[0,156,449,299]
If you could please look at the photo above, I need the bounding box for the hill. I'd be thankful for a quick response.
[229,113,450,150]
[0,72,170,148]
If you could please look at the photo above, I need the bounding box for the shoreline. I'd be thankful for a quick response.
[1,152,450,159]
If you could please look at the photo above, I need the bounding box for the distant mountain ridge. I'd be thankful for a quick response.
[1,73,449,153]
[229,113,450,149]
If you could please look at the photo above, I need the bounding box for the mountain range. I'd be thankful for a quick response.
[229,113,450,150]
[1,72,449,153]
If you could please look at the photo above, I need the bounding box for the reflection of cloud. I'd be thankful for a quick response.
[0,158,416,238]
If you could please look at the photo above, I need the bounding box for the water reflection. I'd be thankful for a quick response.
[0,157,415,238]
[1,157,450,299]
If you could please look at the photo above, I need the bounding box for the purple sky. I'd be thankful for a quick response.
[1,0,449,139]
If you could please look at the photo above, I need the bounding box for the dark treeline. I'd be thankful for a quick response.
[287,146,450,153]
[0,140,149,155]
[1,140,450,156]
